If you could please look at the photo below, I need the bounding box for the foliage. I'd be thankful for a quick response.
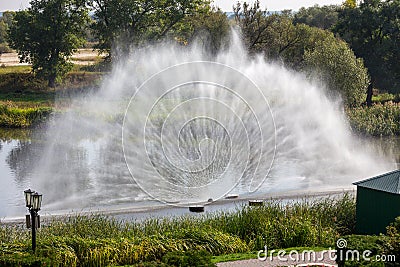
[294,4,339,30]
[381,217,400,266]
[0,73,48,92]
[346,104,400,136]
[7,0,89,87]
[339,218,400,266]
[0,102,52,127]
[303,29,369,107]
[0,69,101,96]
[343,0,357,9]
[233,1,276,54]
[0,194,356,266]
[0,21,8,45]
[0,11,14,52]
[234,1,369,106]
[340,235,385,267]
[89,0,210,59]
[334,0,400,96]
[180,8,230,55]
[372,93,397,104]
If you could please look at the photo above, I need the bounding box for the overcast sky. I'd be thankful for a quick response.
[0,0,345,12]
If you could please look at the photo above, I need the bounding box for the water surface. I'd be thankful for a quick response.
[0,127,398,219]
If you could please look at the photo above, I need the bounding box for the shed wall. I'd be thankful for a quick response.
[356,187,400,234]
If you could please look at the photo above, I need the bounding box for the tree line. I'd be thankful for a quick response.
[2,0,400,107]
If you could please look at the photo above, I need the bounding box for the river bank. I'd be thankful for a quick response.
[0,193,356,266]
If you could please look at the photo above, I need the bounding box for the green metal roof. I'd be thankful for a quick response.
[353,170,400,194]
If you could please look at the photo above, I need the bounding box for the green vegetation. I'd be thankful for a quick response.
[89,0,210,59]
[0,194,355,266]
[0,102,52,127]
[7,0,90,87]
[338,217,400,266]
[0,63,103,127]
[334,0,400,104]
[1,0,399,134]
[347,104,400,136]
[0,11,14,54]
[234,2,369,107]
[294,4,339,30]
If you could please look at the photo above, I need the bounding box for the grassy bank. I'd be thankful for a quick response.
[0,194,356,266]
[1,64,400,135]
[0,101,52,127]
[0,65,103,127]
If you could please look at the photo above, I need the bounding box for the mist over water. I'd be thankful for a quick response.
[30,32,394,212]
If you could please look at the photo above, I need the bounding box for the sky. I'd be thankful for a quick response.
[0,0,345,12]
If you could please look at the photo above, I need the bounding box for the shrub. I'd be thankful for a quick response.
[381,217,400,267]
[346,104,400,136]
[0,103,52,127]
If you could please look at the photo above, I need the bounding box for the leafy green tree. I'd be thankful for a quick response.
[294,4,339,30]
[233,0,276,54]
[0,11,15,53]
[303,30,369,106]
[334,0,400,105]
[1,11,15,28]
[235,1,369,106]
[0,20,7,44]
[89,0,210,60]
[7,0,89,87]
[181,8,230,55]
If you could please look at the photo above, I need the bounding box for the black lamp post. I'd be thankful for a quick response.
[24,189,42,253]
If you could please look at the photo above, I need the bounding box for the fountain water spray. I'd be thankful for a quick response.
[31,32,393,210]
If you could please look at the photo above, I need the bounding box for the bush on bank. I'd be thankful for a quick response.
[0,103,52,127]
[338,217,400,267]
[346,104,400,136]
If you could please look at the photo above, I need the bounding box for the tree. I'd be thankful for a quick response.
[0,11,15,53]
[234,1,369,106]
[303,29,369,106]
[7,0,89,87]
[294,4,339,30]
[181,7,230,55]
[334,0,400,105]
[0,20,7,44]
[233,0,275,54]
[89,0,210,60]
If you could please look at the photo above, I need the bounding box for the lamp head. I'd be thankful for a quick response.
[24,189,34,208]
[32,193,42,211]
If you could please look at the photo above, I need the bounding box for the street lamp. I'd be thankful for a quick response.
[24,189,42,252]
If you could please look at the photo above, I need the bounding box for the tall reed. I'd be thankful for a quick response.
[0,193,355,266]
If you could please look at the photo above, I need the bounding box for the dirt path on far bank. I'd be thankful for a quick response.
[0,49,105,66]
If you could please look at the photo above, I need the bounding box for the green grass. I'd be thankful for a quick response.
[0,102,52,127]
[0,65,31,74]
[0,194,356,266]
